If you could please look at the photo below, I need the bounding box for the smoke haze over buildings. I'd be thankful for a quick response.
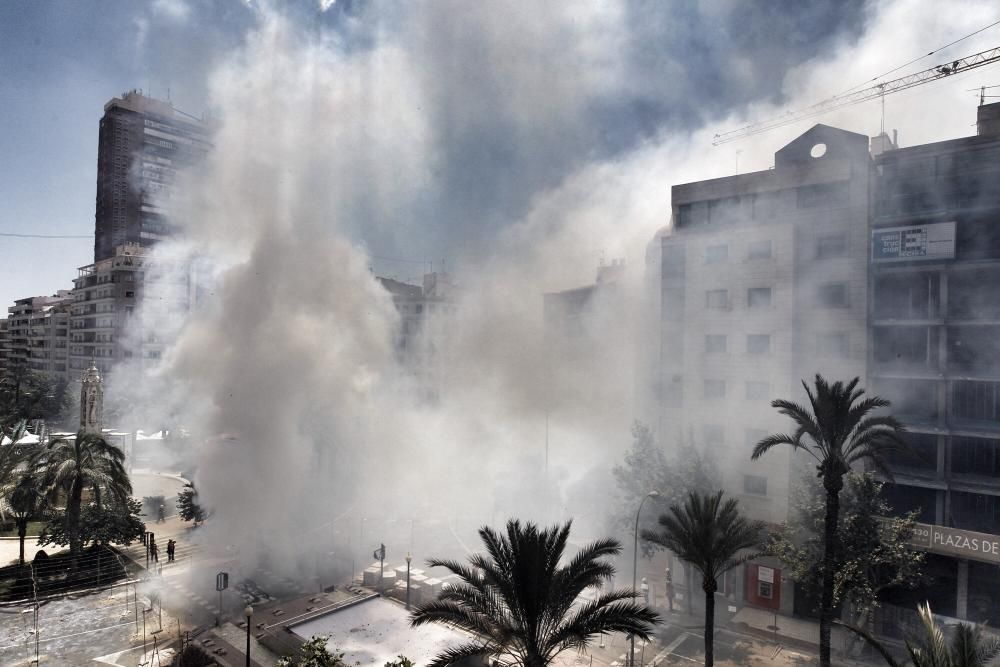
[5,0,999,580]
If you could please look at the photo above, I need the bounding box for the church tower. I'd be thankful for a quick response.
[80,362,104,435]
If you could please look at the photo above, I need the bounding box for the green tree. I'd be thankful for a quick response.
[613,421,720,556]
[766,472,924,633]
[176,483,205,525]
[0,471,45,565]
[384,657,414,667]
[843,602,1000,667]
[31,431,132,557]
[411,519,659,667]
[753,375,905,667]
[277,635,349,666]
[643,491,763,667]
[0,367,72,427]
[39,497,145,550]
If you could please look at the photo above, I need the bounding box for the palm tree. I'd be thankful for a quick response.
[841,602,1000,667]
[0,472,45,566]
[32,431,132,557]
[643,490,763,667]
[752,375,905,667]
[410,519,660,667]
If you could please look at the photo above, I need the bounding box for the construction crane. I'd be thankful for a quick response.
[713,45,1000,145]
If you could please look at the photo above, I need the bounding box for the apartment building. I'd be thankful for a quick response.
[0,319,10,370]
[658,124,872,614]
[94,90,210,262]
[68,245,145,378]
[868,101,1000,626]
[67,243,203,380]
[4,293,73,376]
[377,272,456,398]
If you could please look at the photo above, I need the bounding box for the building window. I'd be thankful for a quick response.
[748,240,772,260]
[797,182,850,209]
[952,381,1000,423]
[817,332,850,358]
[747,287,772,308]
[663,245,685,278]
[677,204,693,228]
[747,334,771,354]
[746,381,770,400]
[704,379,726,399]
[705,244,728,264]
[818,283,849,308]
[705,334,727,353]
[708,197,741,224]
[706,289,729,310]
[744,474,768,495]
[703,424,725,446]
[125,291,135,298]
[817,233,848,259]
[663,288,684,321]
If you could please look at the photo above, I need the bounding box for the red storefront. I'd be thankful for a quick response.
[745,563,781,610]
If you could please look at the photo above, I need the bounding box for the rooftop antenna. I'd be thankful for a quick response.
[879,84,886,135]
[967,84,1000,105]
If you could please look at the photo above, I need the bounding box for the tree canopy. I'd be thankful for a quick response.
[613,420,720,556]
[765,471,924,620]
[411,519,660,667]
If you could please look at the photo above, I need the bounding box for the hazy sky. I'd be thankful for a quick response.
[0,0,876,308]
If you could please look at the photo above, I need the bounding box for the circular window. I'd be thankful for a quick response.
[810,143,827,158]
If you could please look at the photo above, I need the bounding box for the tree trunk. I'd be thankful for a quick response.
[17,518,26,566]
[68,477,84,560]
[703,576,718,667]
[819,476,843,667]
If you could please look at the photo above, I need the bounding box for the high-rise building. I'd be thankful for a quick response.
[655,124,873,615]
[94,90,210,262]
[868,101,1000,627]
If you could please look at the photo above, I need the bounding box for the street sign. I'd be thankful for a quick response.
[216,572,229,592]
[373,544,385,561]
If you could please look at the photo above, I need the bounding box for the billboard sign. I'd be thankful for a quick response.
[881,519,1000,565]
[872,221,956,262]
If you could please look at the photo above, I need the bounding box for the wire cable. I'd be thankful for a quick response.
[0,233,90,239]
[836,16,1000,96]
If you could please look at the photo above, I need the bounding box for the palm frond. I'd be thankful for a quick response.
[424,641,495,667]
[835,620,903,667]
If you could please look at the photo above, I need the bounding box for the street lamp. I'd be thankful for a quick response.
[405,553,412,610]
[244,605,253,667]
[630,491,659,667]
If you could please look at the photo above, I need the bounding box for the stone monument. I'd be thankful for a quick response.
[80,361,104,435]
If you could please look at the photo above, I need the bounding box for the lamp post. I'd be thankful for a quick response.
[630,491,659,667]
[244,605,253,667]
[405,553,412,610]
[141,606,150,666]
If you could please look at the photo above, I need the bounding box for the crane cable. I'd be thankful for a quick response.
[836,16,1000,97]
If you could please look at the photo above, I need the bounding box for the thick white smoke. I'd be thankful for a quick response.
[132,0,1000,577]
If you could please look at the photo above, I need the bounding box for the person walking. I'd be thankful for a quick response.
[157,504,165,523]
[665,567,675,613]
[150,539,159,563]
[167,539,175,562]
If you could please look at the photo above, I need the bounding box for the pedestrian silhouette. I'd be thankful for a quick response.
[167,539,175,562]
[150,539,159,563]
[157,504,165,523]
